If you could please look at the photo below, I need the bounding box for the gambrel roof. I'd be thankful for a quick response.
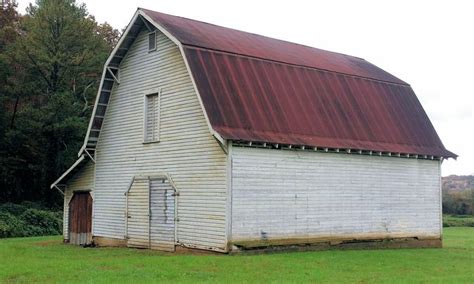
[80,8,455,159]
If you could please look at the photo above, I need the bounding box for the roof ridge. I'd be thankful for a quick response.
[141,8,407,85]
[139,8,366,61]
[184,44,411,87]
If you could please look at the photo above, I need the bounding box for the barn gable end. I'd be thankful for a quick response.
[91,25,227,251]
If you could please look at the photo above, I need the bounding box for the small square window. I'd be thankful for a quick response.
[148,31,157,52]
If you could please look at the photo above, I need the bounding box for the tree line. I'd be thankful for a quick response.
[443,189,473,216]
[442,175,474,215]
[0,0,119,206]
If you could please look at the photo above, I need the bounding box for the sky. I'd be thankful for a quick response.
[16,0,474,176]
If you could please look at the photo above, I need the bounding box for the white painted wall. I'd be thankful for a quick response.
[93,28,227,251]
[63,161,95,240]
[231,146,441,243]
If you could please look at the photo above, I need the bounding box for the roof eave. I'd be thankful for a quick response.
[50,155,86,189]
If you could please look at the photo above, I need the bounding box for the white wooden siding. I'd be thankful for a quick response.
[94,29,227,250]
[63,161,95,240]
[231,147,441,243]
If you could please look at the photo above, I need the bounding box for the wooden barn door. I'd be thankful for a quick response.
[68,192,93,245]
[150,178,176,252]
[126,178,150,248]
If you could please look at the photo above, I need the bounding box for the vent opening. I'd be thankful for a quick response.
[148,31,156,52]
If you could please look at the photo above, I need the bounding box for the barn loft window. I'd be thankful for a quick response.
[148,31,157,52]
[144,92,160,143]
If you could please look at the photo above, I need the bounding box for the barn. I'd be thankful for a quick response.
[51,8,456,253]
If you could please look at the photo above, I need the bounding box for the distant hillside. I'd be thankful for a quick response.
[442,175,474,192]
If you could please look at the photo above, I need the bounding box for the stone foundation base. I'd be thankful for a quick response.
[231,237,442,254]
[93,236,127,247]
[71,235,442,254]
[174,245,223,255]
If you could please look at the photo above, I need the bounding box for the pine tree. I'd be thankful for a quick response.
[0,0,119,205]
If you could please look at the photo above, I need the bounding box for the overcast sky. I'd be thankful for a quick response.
[17,0,474,176]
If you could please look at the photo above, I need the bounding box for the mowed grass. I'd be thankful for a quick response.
[0,228,473,283]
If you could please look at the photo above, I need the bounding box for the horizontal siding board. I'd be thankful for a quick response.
[231,147,441,242]
[94,28,227,251]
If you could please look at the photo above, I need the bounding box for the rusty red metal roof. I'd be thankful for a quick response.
[142,9,456,158]
[143,9,405,85]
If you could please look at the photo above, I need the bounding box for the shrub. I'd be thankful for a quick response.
[0,203,26,216]
[442,189,473,216]
[0,202,62,238]
[443,214,474,227]
[0,211,23,238]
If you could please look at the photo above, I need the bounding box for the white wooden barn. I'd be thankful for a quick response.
[51,9,456,253]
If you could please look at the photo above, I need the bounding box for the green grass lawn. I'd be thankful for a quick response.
[0,228,473,283]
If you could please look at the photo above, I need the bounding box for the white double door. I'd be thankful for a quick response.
[126,176,176,251]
